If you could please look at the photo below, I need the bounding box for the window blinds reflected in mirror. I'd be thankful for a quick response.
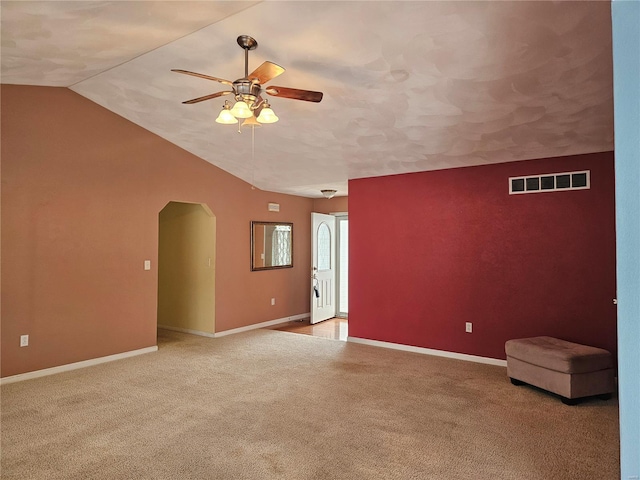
[251,221,293,271]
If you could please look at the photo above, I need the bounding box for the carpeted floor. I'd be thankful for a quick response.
[1,329,619,479]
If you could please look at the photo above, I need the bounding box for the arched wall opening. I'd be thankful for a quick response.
[157,202,216,335]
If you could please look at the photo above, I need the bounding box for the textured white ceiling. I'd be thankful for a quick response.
[1,1,614,198]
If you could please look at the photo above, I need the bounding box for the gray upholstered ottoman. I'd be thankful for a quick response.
[505,336,615,405]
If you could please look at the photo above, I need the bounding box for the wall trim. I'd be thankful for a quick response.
[159,313,310,339]
[0,346,158,385]
[157,325,216,338]
[347,337,508,367]
[214,313,310,338]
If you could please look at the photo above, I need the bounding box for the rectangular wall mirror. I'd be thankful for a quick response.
[251,221,293,271]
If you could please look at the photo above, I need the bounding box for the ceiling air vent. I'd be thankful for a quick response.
[509,170,590,195]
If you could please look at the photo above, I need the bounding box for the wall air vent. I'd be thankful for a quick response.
[509,170,590,195]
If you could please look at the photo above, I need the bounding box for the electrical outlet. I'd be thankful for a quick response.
[20,335,29,347]
[465,322,473,333]
[271,298,276,306]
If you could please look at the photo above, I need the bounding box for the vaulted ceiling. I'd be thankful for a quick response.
[1,1,614,197]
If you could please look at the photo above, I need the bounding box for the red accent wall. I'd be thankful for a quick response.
[349,152,617,360]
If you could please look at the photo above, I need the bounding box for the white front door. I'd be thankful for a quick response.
[311,213,336,324]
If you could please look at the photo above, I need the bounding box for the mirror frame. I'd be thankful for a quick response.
[251,221,294,271]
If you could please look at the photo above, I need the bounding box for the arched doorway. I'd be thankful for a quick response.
[157,202,216,335]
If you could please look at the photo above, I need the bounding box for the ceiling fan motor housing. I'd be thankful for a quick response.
[233,78,261,105]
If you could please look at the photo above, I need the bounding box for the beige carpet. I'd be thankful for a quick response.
[1,329,619,479]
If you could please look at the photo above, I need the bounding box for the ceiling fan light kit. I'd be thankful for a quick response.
[172,35,322,128]
[215,100,237,124]
[256,101,278,124]
[241,116,262,128]
[229,100,253,119]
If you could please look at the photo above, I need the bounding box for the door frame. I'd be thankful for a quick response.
[335,213,348,318]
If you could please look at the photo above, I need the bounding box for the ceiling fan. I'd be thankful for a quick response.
[172,35,323,125]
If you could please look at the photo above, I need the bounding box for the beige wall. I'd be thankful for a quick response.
[1,85,314,377]
[158,202,215,334]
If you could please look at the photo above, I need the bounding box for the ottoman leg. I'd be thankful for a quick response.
[561,397,579,406]
[510,377,525,386]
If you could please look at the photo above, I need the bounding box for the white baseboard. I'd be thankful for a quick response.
[157,325,216,338]
[158,313,310,339]
[214,313,310,338]
[0,346,158,385]
[347,337,507,367]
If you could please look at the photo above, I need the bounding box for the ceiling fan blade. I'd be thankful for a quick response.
[171,69,233,86]
[248,61,285,84]
[182,91,233,104]
[265,86,323,103]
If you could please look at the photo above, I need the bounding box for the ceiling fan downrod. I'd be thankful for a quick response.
[233,35,261,107]
[237,35,258,78]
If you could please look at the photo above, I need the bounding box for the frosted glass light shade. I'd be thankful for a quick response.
[321,189,337,199]
[256,106,279,124]
[230,100,253,119]
[215,108,237,124]
[242,116,262,128]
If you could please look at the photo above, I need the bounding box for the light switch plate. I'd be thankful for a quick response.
[144,260,151,270]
